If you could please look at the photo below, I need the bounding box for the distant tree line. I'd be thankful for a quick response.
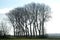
[0,21,9,36]
[6,3,51,37]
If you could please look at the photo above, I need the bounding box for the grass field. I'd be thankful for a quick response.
[0,37,60,40]
[0,38,60,40]
[0,36,60,40]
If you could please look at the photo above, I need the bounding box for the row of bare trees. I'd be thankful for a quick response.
[6,3,51,36]
[0,21,9,36]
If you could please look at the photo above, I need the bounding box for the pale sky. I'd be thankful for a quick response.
[0,0,60,35]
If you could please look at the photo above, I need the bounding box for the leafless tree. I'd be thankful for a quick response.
[0,21,9,36]
[6,3,51,37]
[25,3,51,36]
[6,7,30,36]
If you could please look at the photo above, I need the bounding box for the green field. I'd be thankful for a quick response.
[0,38,60,40]
[0,36,60,40]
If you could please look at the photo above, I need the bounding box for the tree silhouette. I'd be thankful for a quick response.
[0,21,9,36]
[25,3,51,36]
[6,3,51,37]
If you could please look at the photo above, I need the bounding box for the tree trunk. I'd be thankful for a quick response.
[14,27,15,36]
[25,24,27,36]
[42,8,45,36]
[42,19,44,36]
[39,20,41,36]
[30,23,32,36]
[33,22,35,36]
[35,22,37,36]
[35,10,38,36]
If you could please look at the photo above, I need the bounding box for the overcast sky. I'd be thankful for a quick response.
[0,0,60,35]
